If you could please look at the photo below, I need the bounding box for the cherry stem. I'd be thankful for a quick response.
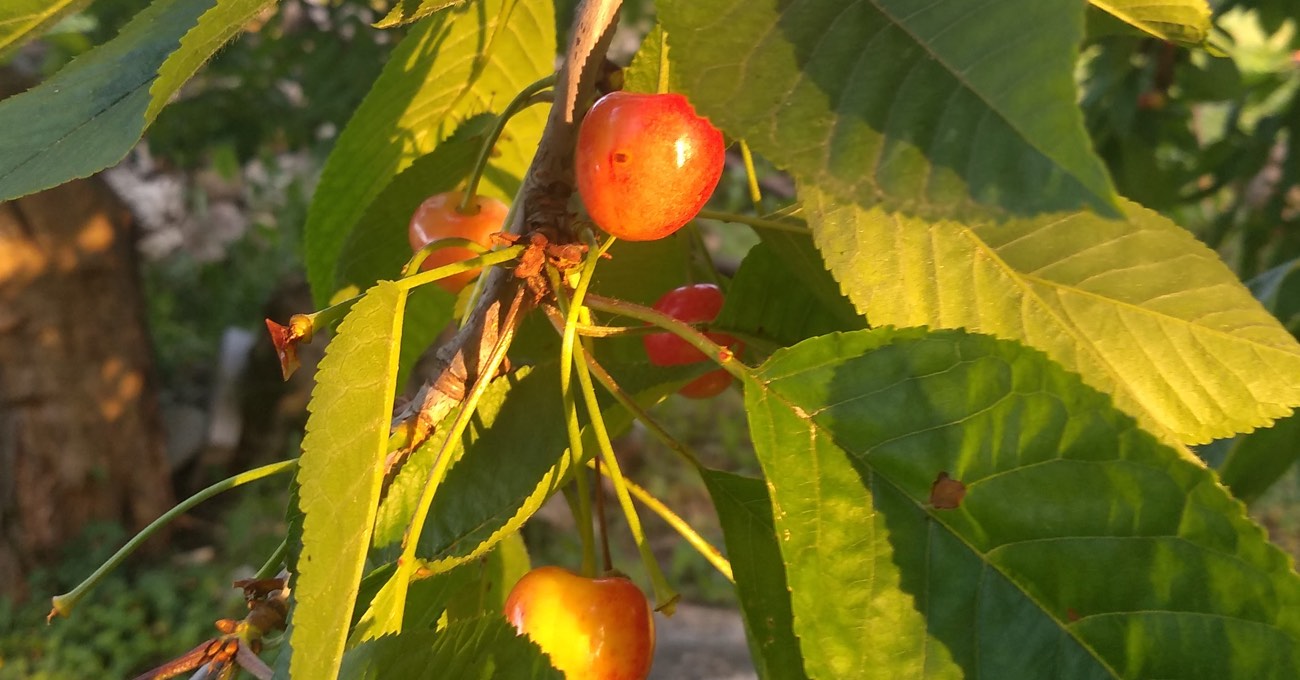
[583,293,750,383]
[540,307,661,337]
[738,140,763,211]
[571,336,679,613]
[396,288,525,585]
[49,458,299,623]
[550,266,598,578]
[578,350,704,469]
[586,459,733,583]
[656,29,671,94]
[459,74,558,214]
[400,237,491,278]
[594,456,613,573]
[695,208,808,235]
[396,244,525,293]
[254,539,289,581]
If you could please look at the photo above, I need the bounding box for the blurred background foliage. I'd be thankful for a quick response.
[3,0,1300,676]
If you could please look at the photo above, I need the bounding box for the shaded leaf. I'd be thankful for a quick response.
[349,558,479,645]
[658,0,1119,219]
[1088,0,1211,46]
[304,0,554,305]
[807,188,1300,446]
[0,0,91,58]
[338,616,562,679]
[716,240,865,356]
[1219,412,1300,505]
[293,282,407,680]
[701,469,808,680]
[0,0,271,202]
[746,327,1300,678]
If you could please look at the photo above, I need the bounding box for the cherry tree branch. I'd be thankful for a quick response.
[392,0,624,457]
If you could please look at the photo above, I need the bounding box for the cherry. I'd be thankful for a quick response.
[407,191,509,293]
[575,92,725,241]
[642,283,740,399]
[504,566,655,679]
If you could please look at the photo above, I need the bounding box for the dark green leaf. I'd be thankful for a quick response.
[338,616,562,679]
[701,469,808,680]
[658,0,1119,219]
[716,240,865,356]
[807,188,1300,446]
[0,0,272,202]
[1219,412,1300,504]
[293,282,407,680]
[746,327,1300,677]
[304,0,554,305]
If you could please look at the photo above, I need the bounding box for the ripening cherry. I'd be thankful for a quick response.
[504,566,655,679]
[575,92,725,241]
[643,283,740,399]
[407,191,509,293]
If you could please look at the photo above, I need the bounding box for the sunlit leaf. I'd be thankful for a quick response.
[304,0,554,305]
[1088,0,1211,46]
[808,189,1300,446]
[0,0,91,58]
[293,282,407,680]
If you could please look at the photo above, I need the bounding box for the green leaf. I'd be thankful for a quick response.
[339,616,562,679]
[701,469,808,680]
[658,0,1119,219]
[413,362,569,566]
[716,240,865,355]
[0,0,272,203]
[350,559,479,645]
[807,188,1300,446]
[1219,412,1300,504]
[745,327,1300,678]
[304,0,555,305]
[1088,0,1211,46]
[372,366,537,549]
[376,0,468,28]
[293,282,407,680]
[623,24,666,94]
[332,113,516,390]
[0,0,91,58]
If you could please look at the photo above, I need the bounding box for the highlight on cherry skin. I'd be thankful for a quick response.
[504,566,656,680]
[575,91,725,242]
[406,190,510,293]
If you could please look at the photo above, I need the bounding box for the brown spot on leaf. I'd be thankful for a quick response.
[929,471,966,509]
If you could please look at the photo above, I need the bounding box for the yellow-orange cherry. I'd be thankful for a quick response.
[407,191,509,293]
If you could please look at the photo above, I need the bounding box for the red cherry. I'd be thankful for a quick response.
[575,92,725,241]
[643,283,738,367]
[676,368,734,399]
[504,566,655,679]
[407,191,509,293]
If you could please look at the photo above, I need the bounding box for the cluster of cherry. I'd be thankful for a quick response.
[408,90,727,678]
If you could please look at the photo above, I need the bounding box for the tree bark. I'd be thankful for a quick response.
[0,175,173,600]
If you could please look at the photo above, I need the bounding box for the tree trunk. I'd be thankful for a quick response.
[0,176,173,600]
